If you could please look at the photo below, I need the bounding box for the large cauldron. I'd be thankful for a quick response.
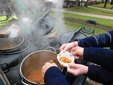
[20,49,62,85]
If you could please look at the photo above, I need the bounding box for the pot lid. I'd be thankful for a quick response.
[0,35,24,52]
[59,31,87,44]
[33,15,55,35]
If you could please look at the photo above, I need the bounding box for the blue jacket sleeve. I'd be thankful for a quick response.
[78,30,113,47]
[86,65,113,84]
[84,47,113,71]
[44,67,70,85]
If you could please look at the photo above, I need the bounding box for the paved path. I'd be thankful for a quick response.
[89,6,113,12]
[53,6,113,20]
[63,10,113,20]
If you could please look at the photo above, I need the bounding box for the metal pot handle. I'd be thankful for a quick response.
[45,47,56,53]
[21,79,29,85]
[21,78,40,85]
[21,79,37,85]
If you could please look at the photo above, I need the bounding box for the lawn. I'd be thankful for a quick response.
[65,6,113,17]
[93,3,113,9]
[64,18,106,35]
[51,3,113,35]
[63,3,113,33]
[64,13,113,29]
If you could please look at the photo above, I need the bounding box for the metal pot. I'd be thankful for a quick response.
[20,48,62,85]
[0,35,24,52]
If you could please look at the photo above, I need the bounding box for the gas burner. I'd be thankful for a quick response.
[0,39,30,55]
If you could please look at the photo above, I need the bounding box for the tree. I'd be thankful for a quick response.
[76,0,79,7]
[104,0,108,8]
[85,0,88,7]
[80,0,83,7]
[110,0,113,5]
[110,0,113,9]
[101,0,104,3]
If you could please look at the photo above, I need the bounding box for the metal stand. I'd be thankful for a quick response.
[0,68,11,85]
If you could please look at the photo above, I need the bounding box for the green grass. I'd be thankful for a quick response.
[53,3,113,35]
[84,25,106,35]
[64,12,108,35]
[65,6,113,17]
[93,3,113,9]
[64,19,106,35]
[65,20,81,28]
[64,13,113,29]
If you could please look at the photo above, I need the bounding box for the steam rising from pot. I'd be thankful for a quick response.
[8,24,20,38]
[12,0,65,49]
[53,0,66,36]
[45,0,58,3]
[9,28,18,38]
[22,17,31,23]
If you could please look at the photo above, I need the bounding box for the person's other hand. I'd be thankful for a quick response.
[71,46,84,59]
[60,41,78,52]
[42,62,58,76]
[67,63,88,76]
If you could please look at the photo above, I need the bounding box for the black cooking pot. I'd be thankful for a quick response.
[59,31,87,44]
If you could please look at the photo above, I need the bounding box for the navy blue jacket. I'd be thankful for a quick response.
[44,30,113,85]
[78,30,113,84]
[44,67,70,85]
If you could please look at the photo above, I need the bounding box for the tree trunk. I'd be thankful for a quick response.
[85,0,88,7]
[76,0,79,7]
[104,0,108,8]
[80,0,83,7]
[101,0,104,3]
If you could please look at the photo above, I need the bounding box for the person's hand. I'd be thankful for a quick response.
[71,46,84,59]
[67,63,88,76]
[42,62,58,76]
[60,41,78,52]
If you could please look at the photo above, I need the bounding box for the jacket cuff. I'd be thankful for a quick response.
[44,66,70,85]
[44,66,60,80]
[83,47,95,61]
[85,65,97,76]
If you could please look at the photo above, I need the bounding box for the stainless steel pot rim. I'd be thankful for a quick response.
[20,50,57,84]
[0,35,25,51]
[0,39,30,54]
